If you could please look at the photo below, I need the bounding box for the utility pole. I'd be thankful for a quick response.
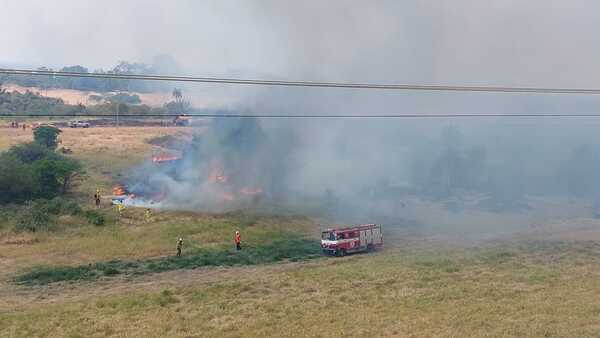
[116,102,119,127]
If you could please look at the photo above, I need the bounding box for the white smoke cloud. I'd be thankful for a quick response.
[7,1,600,233]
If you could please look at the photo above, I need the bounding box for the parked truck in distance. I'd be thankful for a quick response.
[173,114,191,127]
[321,223,383,256]
[68,120,90,128]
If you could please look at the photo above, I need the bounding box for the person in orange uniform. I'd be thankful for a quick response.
[234,231,241,250]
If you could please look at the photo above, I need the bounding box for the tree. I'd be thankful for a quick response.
[0,143,82,204]
[32,158,81,197]
[168,88,190,115]
[60,65,89,89]
[0,154,36,204]
[33,126,62,149]
[10,142,59,163]
[172,88,182,101]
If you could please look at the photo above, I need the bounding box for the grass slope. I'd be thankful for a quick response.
[16,237,321,285]
[4,241,600,337]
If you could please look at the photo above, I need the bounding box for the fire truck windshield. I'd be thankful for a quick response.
[322,232,336,241]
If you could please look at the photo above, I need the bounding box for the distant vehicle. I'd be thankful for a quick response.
[321,223,383,256]
[69,121,90,128]
[173,114,190,127]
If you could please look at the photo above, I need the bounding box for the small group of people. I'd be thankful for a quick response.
[176,230,242,257]
[9,121,26,130]
[93,188,244,258]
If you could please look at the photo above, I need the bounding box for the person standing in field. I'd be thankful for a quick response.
[176,238,183,257]
[94,189,101,208]
[234,231,241,250]
[144,208,152,223]
[117,203,125,217]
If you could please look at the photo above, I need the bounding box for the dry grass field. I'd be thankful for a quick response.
[2,84,172,107]
[2,84,224,108]
[2,126,600,337]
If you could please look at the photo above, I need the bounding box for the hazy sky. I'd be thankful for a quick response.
[2,1,600,113]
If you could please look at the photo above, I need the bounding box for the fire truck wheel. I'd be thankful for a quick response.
[336,249,346,257]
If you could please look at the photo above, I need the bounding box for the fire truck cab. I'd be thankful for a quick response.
[321,224,383,256]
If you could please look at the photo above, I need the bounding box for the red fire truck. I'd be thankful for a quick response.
[321,224,383,256]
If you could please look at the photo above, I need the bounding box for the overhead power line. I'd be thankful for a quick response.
[2,68,600,94]
[4,113,600,118]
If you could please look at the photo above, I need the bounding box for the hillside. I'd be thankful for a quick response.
[3,127,600,336]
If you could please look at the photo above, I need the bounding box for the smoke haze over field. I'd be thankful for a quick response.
[3,1,600,85]
[6,1,600,234]
[3,1,600,114]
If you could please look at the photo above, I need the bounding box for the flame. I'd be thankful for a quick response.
[113,185,128,196]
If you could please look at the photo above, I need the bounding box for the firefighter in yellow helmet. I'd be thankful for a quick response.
[176,238,183,257]
[144,208,152,223]
[94,189,101,208]
[117,203,125,217]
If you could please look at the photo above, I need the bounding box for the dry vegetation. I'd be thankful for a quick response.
[3,84,172,107]
[2,84,222,108]
[0,125,192,197]
[3,126,600,337]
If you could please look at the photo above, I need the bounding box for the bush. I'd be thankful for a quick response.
[37,198,82,216]
[61,199,83,216]
[84,210,105,226]
[15,201,52,232]
[103,267,120,276]
[12,198,84,232]
[0,143,82,204]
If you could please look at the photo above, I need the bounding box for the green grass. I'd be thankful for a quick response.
[15,236,321,285]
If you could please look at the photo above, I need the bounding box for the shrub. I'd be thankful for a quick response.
[11,198,83,232]
[38,198,82,216]
[103,268,120,276]
[61,199,83,215]
[84,210,105,226]
[40,198,62,215]
[15,201,52,232]
[0,143,82,204]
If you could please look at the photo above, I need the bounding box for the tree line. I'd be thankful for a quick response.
[0,86,189,117]
[0,57,181,93]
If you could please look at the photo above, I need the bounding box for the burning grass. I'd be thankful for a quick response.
[15,236,321,286]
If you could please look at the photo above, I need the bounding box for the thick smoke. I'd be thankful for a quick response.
[126,117,296,212]
[124,115,600,242]
[7,2,600,238]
